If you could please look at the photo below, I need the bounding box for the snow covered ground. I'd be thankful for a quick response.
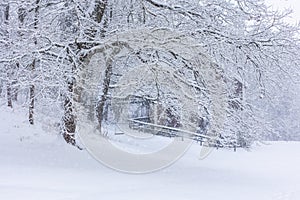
[1,105,300,200]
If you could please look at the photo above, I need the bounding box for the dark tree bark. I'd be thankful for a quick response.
[86,0,108,38]
[6,82,12,108]
[29,60,36,125]
[96,62,113,131]
[29,84,35,125]
[63,77,76,145]
[28,0,40,125]
[92,0,108,23]
[4,4,12,108]
[95,46,121,131]
[0,79,3,95]
[62,0,109,144]
[4,4,9,22]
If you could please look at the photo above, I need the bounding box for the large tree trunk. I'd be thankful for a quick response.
[62,0,109,144]
[28,0,40,125]
[4,4,12,108]
[92,0,108,23]
[96,62,113,131]
[86,0,108,38]
[95,45,121,131]
[63,76,76,145]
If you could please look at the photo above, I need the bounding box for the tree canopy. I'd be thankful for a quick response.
[0,0,299,147]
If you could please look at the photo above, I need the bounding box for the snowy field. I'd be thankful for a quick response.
[1,106,300,200]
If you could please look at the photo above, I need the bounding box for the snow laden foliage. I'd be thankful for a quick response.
[76,28,227,147]
[0,0,299,147]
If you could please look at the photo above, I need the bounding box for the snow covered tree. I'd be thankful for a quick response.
[0,0,299,148]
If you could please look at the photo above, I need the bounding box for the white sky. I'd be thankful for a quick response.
[265,0,300,24]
